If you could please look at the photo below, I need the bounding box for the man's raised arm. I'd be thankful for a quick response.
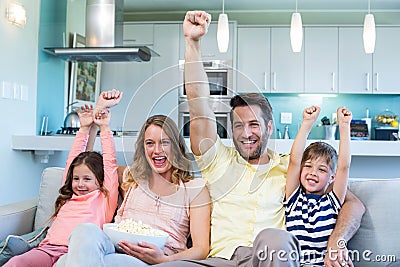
[183,11,217,156]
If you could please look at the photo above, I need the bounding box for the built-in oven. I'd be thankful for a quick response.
[178,99,231,139]
[178,59,234,98]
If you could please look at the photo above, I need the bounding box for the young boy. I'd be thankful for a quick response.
[285,106,352,266]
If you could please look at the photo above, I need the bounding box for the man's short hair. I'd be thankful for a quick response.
[229,93,273,126]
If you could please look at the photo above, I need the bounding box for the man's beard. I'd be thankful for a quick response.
[233,134,269,161]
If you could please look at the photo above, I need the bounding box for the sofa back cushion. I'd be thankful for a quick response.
[33,167,64,230]
[347,178,400,267]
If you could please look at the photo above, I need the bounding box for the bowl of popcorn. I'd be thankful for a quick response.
[103,219,169,249]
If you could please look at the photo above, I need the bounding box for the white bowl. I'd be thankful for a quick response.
[103,223,169,249]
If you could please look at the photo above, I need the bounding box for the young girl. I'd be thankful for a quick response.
[57,112,211,266]
[5,105,119,267]
[285,106,352,266]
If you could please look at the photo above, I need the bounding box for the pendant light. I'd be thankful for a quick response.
[363,0,376,54]
[217,0,229,53]
[290,0,303,53]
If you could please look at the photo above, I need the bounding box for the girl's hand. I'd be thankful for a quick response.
[303,105,320,125]
[76,105,94,130]
[96,89,123,110]
[337,106,352,125]
[118,241,169,264]
[93,108,111,132]
[183,11,211,41]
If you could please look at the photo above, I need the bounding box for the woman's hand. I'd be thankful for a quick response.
[96,89,123,110]
[118,241,169,264]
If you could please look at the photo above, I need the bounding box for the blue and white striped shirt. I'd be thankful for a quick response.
[285,186,342,266]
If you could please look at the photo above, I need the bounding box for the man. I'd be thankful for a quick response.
[160,10,365,267]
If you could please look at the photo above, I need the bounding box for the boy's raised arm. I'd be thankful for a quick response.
[286,106,320,198]
[333,106,352,204]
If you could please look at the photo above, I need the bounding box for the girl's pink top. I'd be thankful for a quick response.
[41,131,119,247]
[115,173,206,255]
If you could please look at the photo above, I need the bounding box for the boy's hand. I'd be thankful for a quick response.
[96,89,123,110]
[76,105,94,131]
[183,11,211,41]
[337,107,352,125]
[303,105,320,125]
[94,108,111,132]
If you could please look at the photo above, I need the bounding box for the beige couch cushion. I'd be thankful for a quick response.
[33,167,64,230]
[348,178,400,267]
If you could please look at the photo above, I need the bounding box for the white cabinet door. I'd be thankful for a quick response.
[373,27,400,94]
[150,24,180,123]
[123,23,154,46]
[179,22,235,61]
[271,27,304,93]
[237,27,270,93]
[338,27,373,94]
[305,27,339,93]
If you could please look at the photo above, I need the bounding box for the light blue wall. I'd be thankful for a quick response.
[0,0,67,206]
[267,94,400,140]
[37,0,66,135]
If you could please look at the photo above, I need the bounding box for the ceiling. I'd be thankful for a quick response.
[122,0,400,25]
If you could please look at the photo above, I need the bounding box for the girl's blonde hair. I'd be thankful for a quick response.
[121,115,194,192]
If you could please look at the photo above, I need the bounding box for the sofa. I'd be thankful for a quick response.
[0,167,399,266]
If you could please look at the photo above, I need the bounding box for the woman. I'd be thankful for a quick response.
[57,91,211,266]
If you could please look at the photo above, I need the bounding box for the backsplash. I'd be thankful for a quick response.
[264,93,400,140]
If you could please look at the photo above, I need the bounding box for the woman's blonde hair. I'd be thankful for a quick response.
[121,115,194,192]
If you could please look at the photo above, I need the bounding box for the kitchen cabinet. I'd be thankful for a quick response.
[373,27,400,94]
[237,27,270,93]
[102,23,182,130]
[179,22,236,61]
[338,27,373,94]
[149,24,180,123]
[123,23,154,45]
[305,27,339,93]
[270,27,304,93]
[339,27,400,94]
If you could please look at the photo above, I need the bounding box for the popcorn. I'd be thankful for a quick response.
[112,219,166,236]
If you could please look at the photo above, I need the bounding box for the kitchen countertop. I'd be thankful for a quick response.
[11,135,400,157]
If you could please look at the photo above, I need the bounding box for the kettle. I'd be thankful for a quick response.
[63,111,80,128]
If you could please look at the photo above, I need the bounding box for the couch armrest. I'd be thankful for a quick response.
[0,198,38,241]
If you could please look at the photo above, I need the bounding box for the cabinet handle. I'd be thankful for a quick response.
[264,72,267,91]
[272,72,277,91]
[375,73,379,91]
[366,73,370,91]
[203,54,216,58]
[331,72,335,91]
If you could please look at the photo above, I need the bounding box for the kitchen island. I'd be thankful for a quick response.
[11,135,400,178]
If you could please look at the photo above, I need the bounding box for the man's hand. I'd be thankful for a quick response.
[183,10,211,41]
[324,238,353,267]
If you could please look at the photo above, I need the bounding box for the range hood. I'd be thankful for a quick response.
[43,0,158,62]
[43,46,157,62]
